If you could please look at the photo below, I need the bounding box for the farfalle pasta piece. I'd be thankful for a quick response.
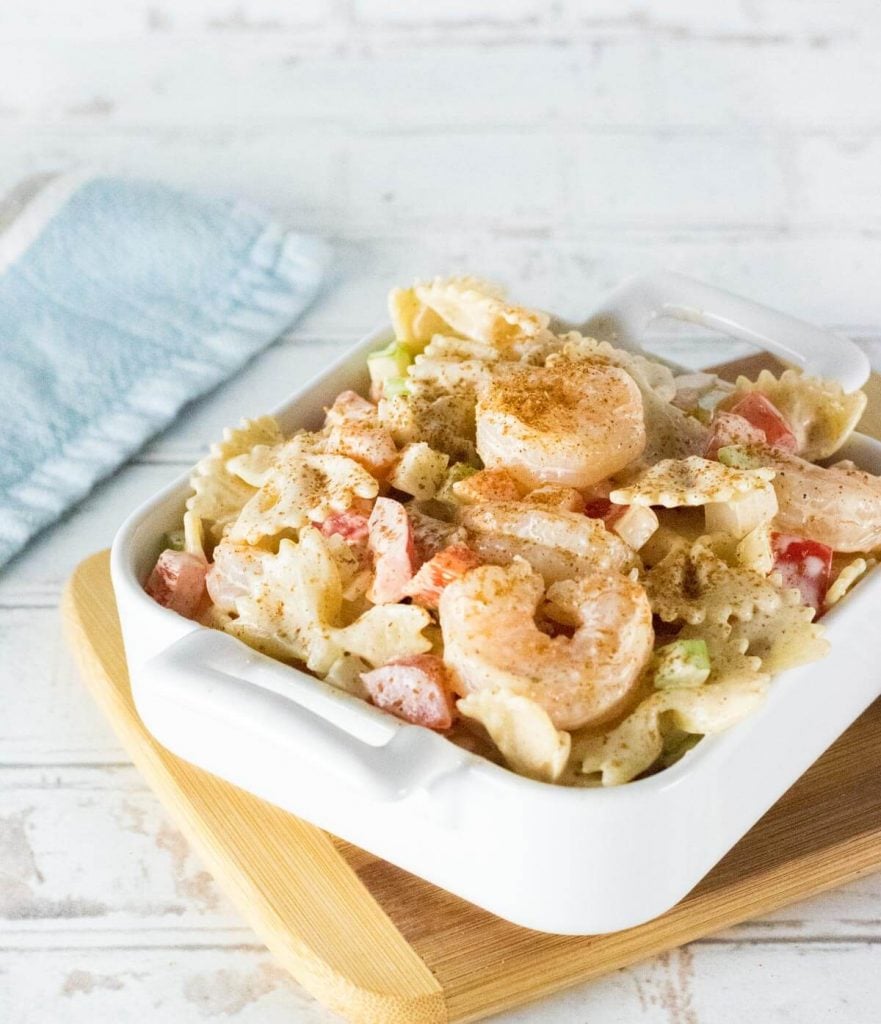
[644,540,784,625]
[186,416,284,545]
[322,532,371,607]
[691,530,739,565]
[624,354,678,404]
[556,334,676,401]
[610,456,775,509]
[381,333,500,461]
[227,529,343,673]
[416,333,501,366]
[826,557,871,607]
[457,690,571,783]
[330,604,433,668]
[414,277,549,348]
[229,445,378,545]
[227,443,284,487]
[389,286,451,349]
[228,429,329,487]
[639,387,711,463]
[412,328,563,373]
[677,621,764,686]
[577,675,769,786]
[729,368,866,460]
[324,655,371,698]
[379,387,478,464]
[729,599,829,674]
[182,509,205,558]
[652,541,828,674]
[228,529,431,673]
[408,348,497,395]
[390,276,516,350]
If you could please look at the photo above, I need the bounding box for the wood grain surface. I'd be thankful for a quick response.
[62,530,881,1024]
[62,555,445,1024]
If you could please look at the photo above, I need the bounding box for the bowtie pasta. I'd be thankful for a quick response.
[145,277,881,787]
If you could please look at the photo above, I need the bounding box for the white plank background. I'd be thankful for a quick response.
[1,2,881,1021]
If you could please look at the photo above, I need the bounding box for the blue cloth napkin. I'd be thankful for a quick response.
[0,174,329,569]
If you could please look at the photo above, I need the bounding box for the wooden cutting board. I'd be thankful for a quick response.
[62,359,881,1024]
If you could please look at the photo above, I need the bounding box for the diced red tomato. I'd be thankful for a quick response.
[705,411,767,458]
[367,497,416,603]
[360,654,455,730]
[145,549,208,619]
[319,509,371,545]
[453,468,523,503]
[404,543,482,608]
[729,393,797,452]
[583,498,626,527]
[771,533,833,613]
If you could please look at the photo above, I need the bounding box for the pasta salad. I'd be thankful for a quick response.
[144,278,880,786]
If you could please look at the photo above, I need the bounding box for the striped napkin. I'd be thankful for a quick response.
[0,173,329,569]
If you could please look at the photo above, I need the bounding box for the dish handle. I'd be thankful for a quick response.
[583,270,870,393]
[137,629,473,804]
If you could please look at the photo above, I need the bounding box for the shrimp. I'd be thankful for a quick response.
[765,448,881,552]
[459,500,635,583]
[439,558,654,731]
[475,357,646,490]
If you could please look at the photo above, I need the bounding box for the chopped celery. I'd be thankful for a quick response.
[162,529,185,552]
[717,444,762,470]
[367,341,413,391]
[383,376,410,398]
[437,462,478,503]
[653,638,711,689]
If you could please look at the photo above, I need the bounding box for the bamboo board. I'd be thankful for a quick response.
[62,359,881,1024]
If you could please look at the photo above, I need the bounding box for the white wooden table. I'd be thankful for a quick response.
[2,3,881,1021]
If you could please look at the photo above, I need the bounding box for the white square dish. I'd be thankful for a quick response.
[111,273,881,935]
